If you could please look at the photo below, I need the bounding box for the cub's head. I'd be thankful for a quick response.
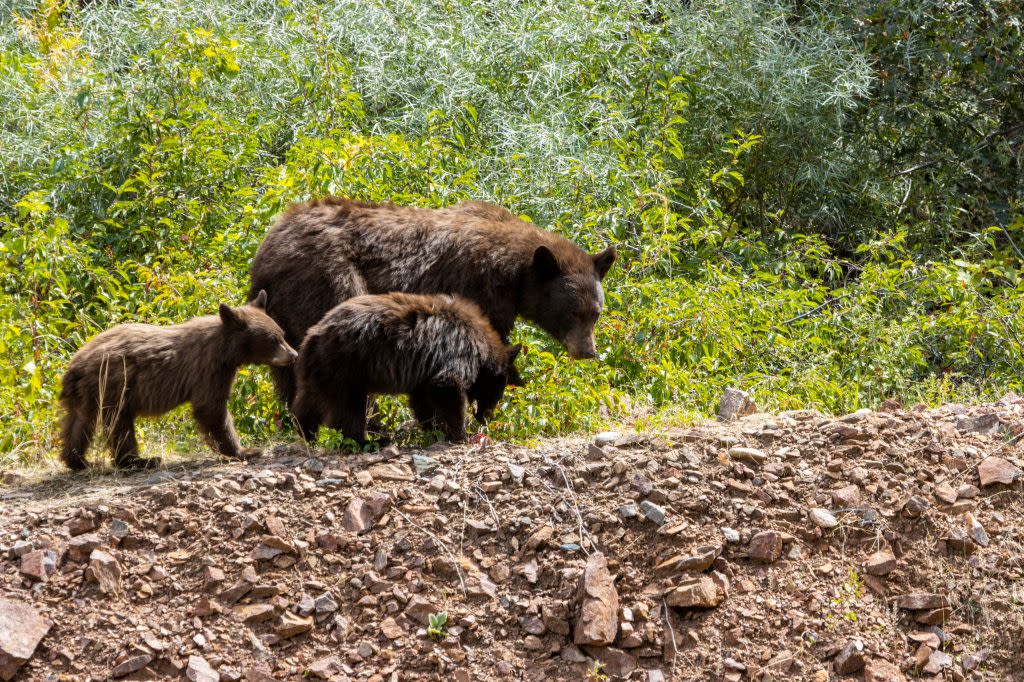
[220,290,298,367]
[469,343,524,424]
[521,243,616,359]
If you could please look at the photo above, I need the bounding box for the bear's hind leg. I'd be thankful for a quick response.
[60,401,96,471]
[427,385,468,443]
[291,390,323,443]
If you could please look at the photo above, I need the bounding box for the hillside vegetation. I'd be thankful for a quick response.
[1,0,1022,463]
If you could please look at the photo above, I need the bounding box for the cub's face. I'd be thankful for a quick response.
[524,245,615,359]
[469,344,523,424]
[221,290,298,367]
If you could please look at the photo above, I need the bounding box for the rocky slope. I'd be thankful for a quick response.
[1,394,1023,681]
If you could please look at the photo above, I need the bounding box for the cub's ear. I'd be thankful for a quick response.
[507,343,523,364]
[219,304,244,330]
[251,289,268,310]
[531,245,561,280]
[592,245,616,280]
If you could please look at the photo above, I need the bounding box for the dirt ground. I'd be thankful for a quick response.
[1,396,1023,681]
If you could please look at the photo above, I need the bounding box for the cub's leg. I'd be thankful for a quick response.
[427,385,468,443]
[192,402,250,459]
[328,389,369,446]
[408,388,441,433]
[60,400,97,471]
[108,405,158,469]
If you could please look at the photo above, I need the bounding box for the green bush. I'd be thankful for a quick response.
[1,0,1021,467]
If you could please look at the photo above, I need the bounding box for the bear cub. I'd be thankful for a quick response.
[59,290,297,471]
[293,292,523,444]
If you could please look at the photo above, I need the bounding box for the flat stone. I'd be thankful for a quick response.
[639,501,666,526]
[111,654,153,678]
[956,413,1003,436]
[581,646,636,679]
[863,549,896,576]
[379,617,403,639]
[234,604,276,624]
[809,508,838,529]
[0,597,52,681]
[573,552,619,646]
[923,650,953,674]
[276,611,313,639]
[187,655,219,682]
[403,596,436,626]
[655,545,719,573]
[895,593,949,610]
[594,432,621,446]
[729,447,767,465]
[933,482,958,505]
[864,658,906,681]
[411,454,440,477]
[665,573,728,608]
[903,495,929,518]
[978,457,1021,487]
[831,484,861,507]
[305,656,343,680]
[747,531,783,563]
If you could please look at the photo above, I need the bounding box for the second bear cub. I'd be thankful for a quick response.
[293,292,522,444]
[60,290,297,471]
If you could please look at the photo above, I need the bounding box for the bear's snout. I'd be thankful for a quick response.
[272,344,299,366]
[564,332,597,360]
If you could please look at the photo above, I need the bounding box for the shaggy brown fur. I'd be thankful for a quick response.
[292,292,523,444]
[59,291,298,471]
[248,198,614,404]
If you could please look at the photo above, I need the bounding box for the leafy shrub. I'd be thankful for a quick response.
[0,0,1021,467]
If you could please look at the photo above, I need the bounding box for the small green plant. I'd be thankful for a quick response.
[427,611,448,639]
[586,661,608,681]
[827,568,866,627]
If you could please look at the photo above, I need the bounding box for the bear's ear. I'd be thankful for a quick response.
[219,304,244,330]
[251,289,268,310]
[592,245,616,280]
[531,245,561,280]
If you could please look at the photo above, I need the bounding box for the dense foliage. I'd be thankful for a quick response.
[1,0,1022,464]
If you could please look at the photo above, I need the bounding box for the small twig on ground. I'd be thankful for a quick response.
[473,486,501,529]
[663,598,679,677]
[394,507,467,597]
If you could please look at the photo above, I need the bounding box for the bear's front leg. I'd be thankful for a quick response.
[192,403,245,459]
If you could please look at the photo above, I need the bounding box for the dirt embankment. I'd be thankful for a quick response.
[1,396,1023,681]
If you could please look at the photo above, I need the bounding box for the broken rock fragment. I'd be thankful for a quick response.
[665,573,728,608]
[0,597,52,681]
[573,552,619,646]
[747,531,783,563]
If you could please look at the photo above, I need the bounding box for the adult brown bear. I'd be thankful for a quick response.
[248,198,616,404]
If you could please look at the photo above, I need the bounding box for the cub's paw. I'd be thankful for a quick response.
[237,447,263,460]
[118,455,162,470]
